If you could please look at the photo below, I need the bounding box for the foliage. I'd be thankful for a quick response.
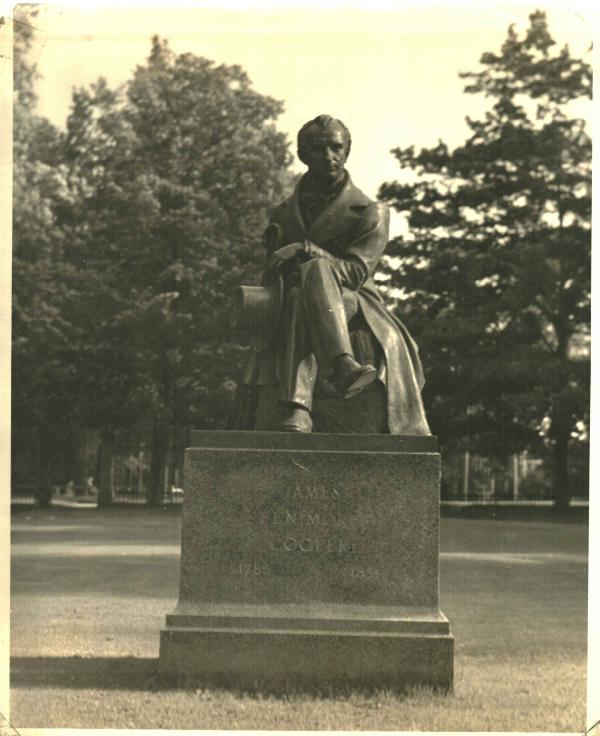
[12,7,86,487]
[13,25,291,502]
[379,11,591,505]
[61,37,291,501]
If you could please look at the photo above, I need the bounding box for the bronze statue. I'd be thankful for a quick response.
[234,115,430,435]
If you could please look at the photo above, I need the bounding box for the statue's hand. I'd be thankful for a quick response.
[269,242,305,272]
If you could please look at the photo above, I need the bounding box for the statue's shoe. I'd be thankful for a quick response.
[281,407,313,433]
[333,356,377,398]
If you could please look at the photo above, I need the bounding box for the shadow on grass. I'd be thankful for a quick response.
[440,505,588,524]
[11,656,160,691]
[10,656,452,700]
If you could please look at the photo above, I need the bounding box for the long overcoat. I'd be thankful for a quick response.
[242,173,430,435]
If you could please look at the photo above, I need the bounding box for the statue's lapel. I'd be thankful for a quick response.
[290,177,307,236]
[307,174,366,245]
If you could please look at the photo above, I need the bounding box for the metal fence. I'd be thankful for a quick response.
[441,449,589,502]
[110,446,184,504]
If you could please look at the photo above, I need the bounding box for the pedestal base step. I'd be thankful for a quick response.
[159,604,453,690]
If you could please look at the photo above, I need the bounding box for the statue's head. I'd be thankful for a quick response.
[297,115,351,183]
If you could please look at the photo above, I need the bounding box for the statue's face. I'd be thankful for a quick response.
[300,122,349,183]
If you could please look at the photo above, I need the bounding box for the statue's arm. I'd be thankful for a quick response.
[302,202,390,289]
[344,202,391,279]
[302,242,367,290]
[262,202,389,290]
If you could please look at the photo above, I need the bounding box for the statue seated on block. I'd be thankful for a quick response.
[232,115,430,435]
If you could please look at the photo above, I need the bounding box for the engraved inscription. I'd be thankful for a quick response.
[261,509,347,529]
[260,479,380,560]
[283,481,341,501]
[268,536,361,554]
[228,561,270,576]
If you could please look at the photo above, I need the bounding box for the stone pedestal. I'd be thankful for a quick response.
[159,431,453,690]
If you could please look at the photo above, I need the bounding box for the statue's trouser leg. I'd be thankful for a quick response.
[278,258,358,410]
[300,257,355,371]
[278,285,317,411]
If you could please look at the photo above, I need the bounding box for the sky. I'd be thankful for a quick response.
[20,0,594,235]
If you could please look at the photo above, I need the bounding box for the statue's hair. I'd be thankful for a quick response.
[297,115,352,160]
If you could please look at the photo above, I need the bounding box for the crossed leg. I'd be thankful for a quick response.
[277,257,376,431]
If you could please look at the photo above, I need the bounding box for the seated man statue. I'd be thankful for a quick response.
[235,114,430,435]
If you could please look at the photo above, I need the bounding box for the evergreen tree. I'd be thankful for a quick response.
[379,11,591,507]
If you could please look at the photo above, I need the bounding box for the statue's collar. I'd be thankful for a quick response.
[299,170,348,203]
[291,171,369,243]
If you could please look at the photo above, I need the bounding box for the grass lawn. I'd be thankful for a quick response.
[9,506,588,731]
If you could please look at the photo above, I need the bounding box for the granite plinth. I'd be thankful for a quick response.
[188,429,437,452]
[159,431,453,689]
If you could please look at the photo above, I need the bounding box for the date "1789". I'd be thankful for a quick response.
[228,561,270,577]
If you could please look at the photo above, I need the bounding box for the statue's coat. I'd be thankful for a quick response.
[243,173,431,435]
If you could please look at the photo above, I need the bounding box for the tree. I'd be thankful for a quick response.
[12,8,88,503]
[62,37,291,504]
[378,11,591,508]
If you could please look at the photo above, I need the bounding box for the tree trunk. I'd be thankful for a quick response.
[552,430,570,511]
[35,436,52,507]
[148,419,169,507]
[550,322,572,511]
[97,431,114,507]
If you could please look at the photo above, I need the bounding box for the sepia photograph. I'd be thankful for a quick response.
[2,0,595,732]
